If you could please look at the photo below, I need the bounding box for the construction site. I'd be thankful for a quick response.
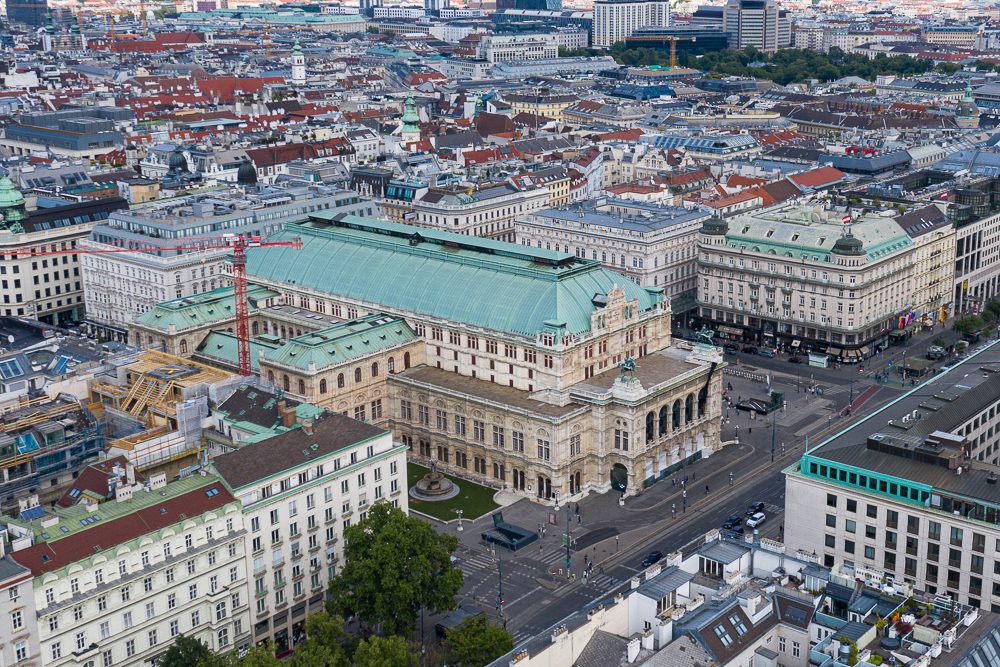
[0,394,104,513]
[89,349,239,483]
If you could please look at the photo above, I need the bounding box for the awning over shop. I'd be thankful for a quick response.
[717,325,742,335]
[828,347,842,357]
[858,346,870,356]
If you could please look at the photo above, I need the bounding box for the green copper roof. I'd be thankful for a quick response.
[245,215,663,338]
[195,331,281,373]
[263,314,416,371]
[0,176,26,220]
[133,284,280,332]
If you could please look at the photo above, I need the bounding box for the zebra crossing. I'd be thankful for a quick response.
[455,550,497,576]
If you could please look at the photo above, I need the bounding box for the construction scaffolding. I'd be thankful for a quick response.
[0,395,104,510]
[90,350,232,476]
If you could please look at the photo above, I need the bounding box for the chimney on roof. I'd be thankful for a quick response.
[301,418,314,436]
[277,400,296,428]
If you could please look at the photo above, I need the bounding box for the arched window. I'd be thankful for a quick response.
[267,370,274,384]
[354,368,362,383]
[371,362,379,377]
[320,379,328,394]
[298,379,305,395]
[282,375,290,392]
[404,352,411,369]
[645,412,655,443]
[658,405,669,436]
[179,339,188,354]
[388,357,395,373]
[698,387,708,418]
[252,321,259,335]
[685,394,694,423]
[672,400,681,430]
[337,373,345,389]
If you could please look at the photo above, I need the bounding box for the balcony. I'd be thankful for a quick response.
[254,587,268,599]
[308,524,319,533]
[274,579,287,590]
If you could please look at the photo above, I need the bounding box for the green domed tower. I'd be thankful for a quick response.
[0,176,27,228]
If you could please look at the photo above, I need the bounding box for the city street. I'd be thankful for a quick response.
[416,332,966,645]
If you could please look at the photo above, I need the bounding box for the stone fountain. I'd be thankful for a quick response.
[409,464,461,501]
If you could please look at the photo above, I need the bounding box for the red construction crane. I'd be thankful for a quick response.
[15,234,302,377]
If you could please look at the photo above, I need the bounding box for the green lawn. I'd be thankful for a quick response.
[406,462,500,521]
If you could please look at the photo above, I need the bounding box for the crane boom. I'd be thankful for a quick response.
[15,234,302,377]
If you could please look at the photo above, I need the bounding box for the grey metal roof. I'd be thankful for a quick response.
[805,341,1000,505]
[695,539,751,564]
[529,200,708,234]
[636,565,695,601]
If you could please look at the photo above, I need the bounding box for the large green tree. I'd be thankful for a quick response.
[292,613,352,667]
[158,635,213,667]
[444,616,515,667]
[353,635,419,667]
[327,502,462,637]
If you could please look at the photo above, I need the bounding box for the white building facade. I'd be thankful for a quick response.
[212,413,409,654]
[593,0,670,49]
[6,474,252,667]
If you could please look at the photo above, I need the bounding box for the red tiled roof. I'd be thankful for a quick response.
[788,166,845,189]
[57,457,145,508]
[727,174,767,189]
[12,482,235,576]
[195,77,283,104]
[596,128,645,142]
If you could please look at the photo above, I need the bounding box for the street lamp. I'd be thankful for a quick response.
[454,509,463,532]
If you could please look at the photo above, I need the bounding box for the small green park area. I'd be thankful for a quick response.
[406,462,500,521]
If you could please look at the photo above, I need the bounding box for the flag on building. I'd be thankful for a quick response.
[940,191,949,200]
[842,211,851,224]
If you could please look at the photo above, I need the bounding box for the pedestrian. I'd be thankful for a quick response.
[577,513,581,524]
[749,427,752,435]
[705,484,709,495]
[671,503,676,514]
[692,471,696,481]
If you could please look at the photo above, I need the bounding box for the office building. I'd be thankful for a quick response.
[624,25,730,53]
[412,181,550,242]
[785,341,1000,612]
[593,0,671,49]
[0,108,133,161]
[5,0,46,27]
[722,0,790,54]
[478,33,560,62]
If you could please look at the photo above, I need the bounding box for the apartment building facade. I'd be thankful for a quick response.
[0,177,127,325]
[515,199,709,315]
[697,206,915,359]
[412,182,550,242]
[212,412,408,653]
[0,552,40,667]
[5,473,251,667]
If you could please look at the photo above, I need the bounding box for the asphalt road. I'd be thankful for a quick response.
[497,457,789,643]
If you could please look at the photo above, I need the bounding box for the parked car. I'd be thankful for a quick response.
[642,550,664,568]
[758,349,776,358]
[746,502,765,516]
[724,345,739,355]
[746,512,766,528]
[741,345,758,354]
[722,515,742,530]
[788,355,804,364]
[926,345,947,360]
[729,525,745,535]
